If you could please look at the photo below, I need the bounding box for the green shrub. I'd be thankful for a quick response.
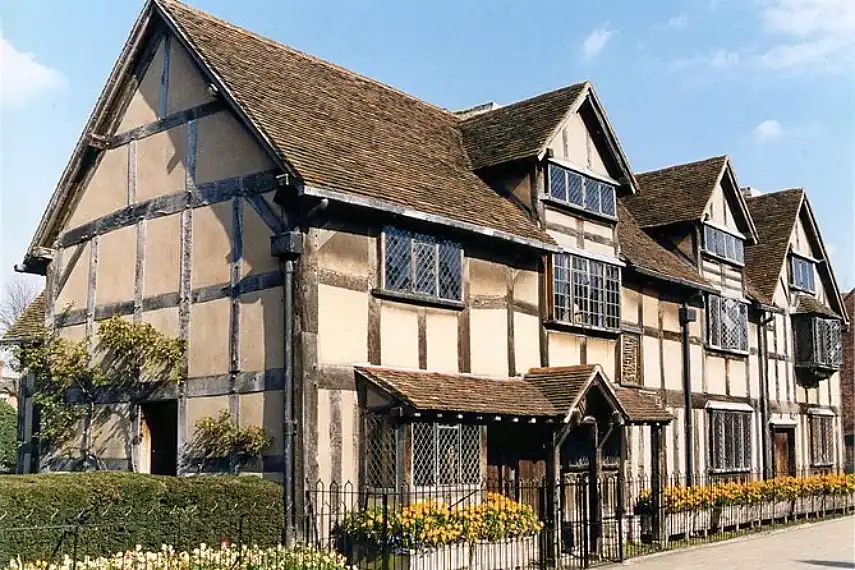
[0,472,284,563]
[0,402,15,473]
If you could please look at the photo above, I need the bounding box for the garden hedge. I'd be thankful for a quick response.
[0,402,15,473]
[0,472,284,563]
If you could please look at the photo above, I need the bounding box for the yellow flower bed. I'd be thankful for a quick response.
[337,492,543,550]
[6,544,352,570]
[636,473,855,514]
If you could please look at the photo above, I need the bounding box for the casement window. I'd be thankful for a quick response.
[548,163,616,218]
[810,414,835,467]
[620,334,641,385]
[703,224,744,264]
[790,255,816,293]
[794,316,842,370]
[413,423,481,486]
[707,295,748,352]
[553,254,621,331]
[708,409,753,472]
[363,414,397,488]
[383,227,462,302]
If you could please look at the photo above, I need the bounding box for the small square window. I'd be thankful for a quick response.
[383,228,462,302]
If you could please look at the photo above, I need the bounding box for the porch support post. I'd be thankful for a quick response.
[616,416,627,562]
[585,417,601,559]
[650,423,667,546]
[546,422,573,568]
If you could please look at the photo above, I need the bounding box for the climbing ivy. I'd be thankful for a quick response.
[193,410,272,465]
[10,315,185,449]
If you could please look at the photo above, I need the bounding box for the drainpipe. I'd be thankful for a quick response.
[679,303,698,486]
[758,310,774,479]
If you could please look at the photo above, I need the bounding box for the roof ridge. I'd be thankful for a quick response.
[638,154,728,177]
[155,0,456,117]
[746,187,804,201]
[458,81,589,124]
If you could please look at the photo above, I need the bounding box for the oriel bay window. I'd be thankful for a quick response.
[707,295,748,352]
[708,408,753,473]
[383,227,462,302]
[548,162,617,218]
[552,254,621,331]
[794,315,842,371]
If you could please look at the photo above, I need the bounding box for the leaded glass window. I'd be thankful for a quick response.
[412,423,481,486]
[383,228,462,302]
[810,415,834,467]
[790,255,816,293]
[707,294,748,352]
[703,224,744,264]
[794,315,842,369]
[552,253,620,331]
[364,414,397,488]
[547,163,616,218]
[709,410,753,472]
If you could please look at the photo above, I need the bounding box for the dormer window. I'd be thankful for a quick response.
[790,254,816,293]
[548,163,616,218]
[703,223,744,265]
[383,227,462,302]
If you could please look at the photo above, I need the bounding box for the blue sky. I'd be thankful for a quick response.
[1,0,853,298]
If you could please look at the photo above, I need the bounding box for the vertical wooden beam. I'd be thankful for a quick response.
[725,356,732,396]
[45,245,61,331]
[506,267,516,376]
[330,390,342,484]
[417,309,427,370]
[650,424,667,546]
[133,221,146,324]
[367,235,382,365]
[658,298,666,392]
[580,336,588,365]
[158,34,170,119]
[458,255,471,372]
[297,229,320,491]
[539,256,550,367]
[82,234,99,466]
[127,140,137,205]
[228,197,244,425]
[176,118,197,474]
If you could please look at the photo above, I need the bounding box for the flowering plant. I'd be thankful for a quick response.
[635,473,855,514]
[335,492,543,550]
[6,543,352,570]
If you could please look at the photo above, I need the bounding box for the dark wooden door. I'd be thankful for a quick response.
[774,428,795,477]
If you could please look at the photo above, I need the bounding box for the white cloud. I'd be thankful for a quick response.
[753,119,784,140]
[667,14,689,30]
[755,0,855,71]
[671,49,740,70]
[0,30,64,106]
[581,26,614,61]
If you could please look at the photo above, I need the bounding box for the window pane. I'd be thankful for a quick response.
[384,228,412,292]
[436,425,460,485]
[549,164,567,202]
[584,179,601,213]
[572,257,590,325]
[567,171,584,206]
[708,295,721,348]
[413,423,434,486]
[590,261,605,327]
[600,184,616,217]
[438,242,462,300]
[413,240,437,296]
[734,239,744,263]
[365,414,396,488]
[460,425,481,484]
[553,254,571,322]
[605,265,621,330]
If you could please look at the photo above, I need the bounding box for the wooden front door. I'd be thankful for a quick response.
[774,428,795,477]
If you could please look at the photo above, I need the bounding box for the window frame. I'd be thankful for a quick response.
[706,294,749,354]
[547,162,617,220]
[702,223,745,266]
[551,253,621,333]
[794,315,843,370]
[381,227,463,304]
[708,409,753,473]
[809,414,835,468]
[412,423,482,488]
[790,254,816,293]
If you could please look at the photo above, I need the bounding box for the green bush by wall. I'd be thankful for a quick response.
[0,402,15,473]
[0,472,284,563]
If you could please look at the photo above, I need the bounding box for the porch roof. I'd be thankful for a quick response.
[354,364,671,425]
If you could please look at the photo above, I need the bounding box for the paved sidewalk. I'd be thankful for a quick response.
[620,516,854,569]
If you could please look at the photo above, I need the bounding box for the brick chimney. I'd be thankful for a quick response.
[741,186,757,199]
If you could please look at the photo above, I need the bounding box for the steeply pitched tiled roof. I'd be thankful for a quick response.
[356,364,672,424]
[459,83,588,170]
[156,0,554,248]
[842,290,854,437]
[1,292,45,345]
[355,366,558,417]
[623,156,727,228]
[794,295,840,319]
[616,202,713,291]
[743,189,804,303]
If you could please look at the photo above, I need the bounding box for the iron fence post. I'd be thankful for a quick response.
[381,491,390,570]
